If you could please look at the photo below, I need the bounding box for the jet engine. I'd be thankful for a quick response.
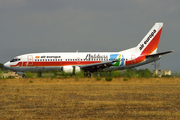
[62,66,81,74]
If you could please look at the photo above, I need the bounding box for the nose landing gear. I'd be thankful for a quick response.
[22,74,26,78]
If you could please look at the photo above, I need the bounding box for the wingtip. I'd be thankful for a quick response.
[168,50,174,53]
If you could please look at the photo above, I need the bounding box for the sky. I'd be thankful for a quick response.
[0,0,179,72]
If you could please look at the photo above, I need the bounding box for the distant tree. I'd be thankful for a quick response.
[0,69,3,79]
[124,68,137,78]
[142,69,152,78]
[0,63,8,71]
[136,69,152,78]
[0,63,3,68]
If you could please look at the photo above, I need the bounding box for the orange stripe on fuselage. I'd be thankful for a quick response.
[10,62,20,67]
[125,55,146,65]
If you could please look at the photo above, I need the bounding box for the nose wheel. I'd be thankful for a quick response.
[22,74,26,78]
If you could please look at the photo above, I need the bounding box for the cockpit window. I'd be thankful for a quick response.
[10,58,21,62]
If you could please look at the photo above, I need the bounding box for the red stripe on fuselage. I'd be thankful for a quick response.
[10,61,102,67]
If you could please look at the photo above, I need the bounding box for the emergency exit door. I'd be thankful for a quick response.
[27,55,33,66]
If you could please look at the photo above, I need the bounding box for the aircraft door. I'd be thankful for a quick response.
[77,57,81,64]
[131,54,136,64]
[27,55,33,66]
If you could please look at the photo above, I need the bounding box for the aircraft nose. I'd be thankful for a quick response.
[4,61,10,69]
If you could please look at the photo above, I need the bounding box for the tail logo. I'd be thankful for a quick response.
[139,29,156,50]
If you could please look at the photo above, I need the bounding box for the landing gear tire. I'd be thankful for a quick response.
[84,73,87,76]
[38,72,42,77]
[87,73,91,77]
[84,72,91,77]
[22,74,26,78]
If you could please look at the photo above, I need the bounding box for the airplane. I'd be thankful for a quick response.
[4,23,173,78]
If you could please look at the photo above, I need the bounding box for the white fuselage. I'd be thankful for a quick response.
[4,51,160,72]
[4,23,166,74]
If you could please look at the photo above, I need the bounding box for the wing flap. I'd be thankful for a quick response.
[80,60,118,72]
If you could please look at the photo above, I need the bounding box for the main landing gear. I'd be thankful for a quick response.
[37,72,42,77]
[84,72,91,77]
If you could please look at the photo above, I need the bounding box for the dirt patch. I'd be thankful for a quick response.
[0,78,180,119]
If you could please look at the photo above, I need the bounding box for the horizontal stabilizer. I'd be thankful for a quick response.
[146,50,173,58]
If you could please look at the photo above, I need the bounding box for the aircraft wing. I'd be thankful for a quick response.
[146,50,173,58]
[80,60,118,72]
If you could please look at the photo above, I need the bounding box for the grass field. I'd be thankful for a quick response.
[0,77,180,119]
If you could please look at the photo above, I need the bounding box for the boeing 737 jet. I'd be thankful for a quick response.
[4,23,173,77]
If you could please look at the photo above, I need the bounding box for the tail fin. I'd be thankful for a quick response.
[136,23,163,55]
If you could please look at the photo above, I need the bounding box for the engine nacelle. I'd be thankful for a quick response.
[62,66,81,74]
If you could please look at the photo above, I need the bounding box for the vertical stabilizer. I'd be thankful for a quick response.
[136,23,163,55]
